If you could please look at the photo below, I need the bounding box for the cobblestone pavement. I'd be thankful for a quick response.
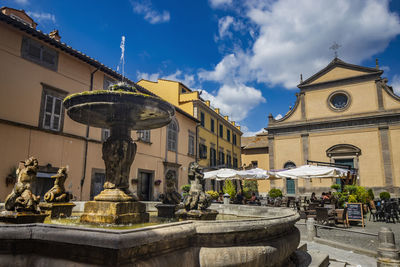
[296,218,400,251]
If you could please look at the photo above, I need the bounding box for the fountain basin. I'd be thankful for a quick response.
[63,90,175,130]
[0,205,300,266]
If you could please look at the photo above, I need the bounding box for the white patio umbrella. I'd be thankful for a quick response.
[274,165,349,179]
[203,168,241,180]
[237,168,269,180]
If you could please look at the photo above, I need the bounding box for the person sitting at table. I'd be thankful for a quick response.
[248,192,261,205]
[310,192,317,202]
[235,190,245,204]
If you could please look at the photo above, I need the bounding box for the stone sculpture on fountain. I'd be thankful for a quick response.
[176,162,218,220]
[156,170,181,218]
[0,157,47,223]
[39,167,76,218]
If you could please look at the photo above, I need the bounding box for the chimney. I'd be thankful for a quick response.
[224,116,229,121]
[49,30,61,42]
[231,121,235,126]
[214,108,220,114]
[205,100,210,107]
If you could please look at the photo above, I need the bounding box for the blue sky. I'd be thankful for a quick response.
[3,0,400,136]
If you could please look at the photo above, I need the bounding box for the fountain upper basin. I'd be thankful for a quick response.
[63,90,175,130]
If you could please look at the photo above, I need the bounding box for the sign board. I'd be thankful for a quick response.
[346,203,364,227]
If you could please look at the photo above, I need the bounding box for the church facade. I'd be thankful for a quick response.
[264,58,400,197]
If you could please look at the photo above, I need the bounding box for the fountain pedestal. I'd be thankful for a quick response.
[79,133,149,225]
[80,199,148,224]
[39,202,75,219]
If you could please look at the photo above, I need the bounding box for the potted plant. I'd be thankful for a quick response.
[154,179,162,186]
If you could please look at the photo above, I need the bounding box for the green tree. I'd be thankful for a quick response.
[223,180,236,199]
[268,188,283,198]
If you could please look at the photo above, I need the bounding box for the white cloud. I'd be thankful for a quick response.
[27,11,56,23]
[391,75,400,95]
[216,16,245,40]
[209,0,233,9]
[274,114,283,120]
[203,0,400,89]
[136,69,195,87]
[200,83,265,121]
[136,71,160,82]
[131,0,170,24]
[241,126,267,137]
[162,70,195,88]
[14,0,29,5]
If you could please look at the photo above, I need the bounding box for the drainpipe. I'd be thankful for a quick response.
[80,68,99,200]
[195,123,200,162]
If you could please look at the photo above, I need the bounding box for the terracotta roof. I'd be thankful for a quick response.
[241,134,268,149]
[0,9,200,124]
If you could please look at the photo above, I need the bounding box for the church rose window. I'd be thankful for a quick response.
[328,91,351,111]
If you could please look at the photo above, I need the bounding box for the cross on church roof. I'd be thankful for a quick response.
[329,42,341,58]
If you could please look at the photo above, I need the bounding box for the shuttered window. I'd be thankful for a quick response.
[168,121,178,151]
[43,94,62,131]
[22,37,58,71]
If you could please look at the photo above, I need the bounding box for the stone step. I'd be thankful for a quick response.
[328,261,347,267]
[307,250,330,267]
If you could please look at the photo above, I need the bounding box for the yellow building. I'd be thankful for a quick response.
[137,79,243,170]
[251,57,400,197]
[241,133,270,194]
[0,7,199,202]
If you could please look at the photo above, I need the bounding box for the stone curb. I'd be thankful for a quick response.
[314,237,378,258]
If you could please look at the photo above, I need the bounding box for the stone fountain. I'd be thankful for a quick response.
[63,83,175,224]
[0,83,302,266]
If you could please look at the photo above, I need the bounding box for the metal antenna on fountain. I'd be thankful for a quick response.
[329,41,341,59]
[117,35,126,82]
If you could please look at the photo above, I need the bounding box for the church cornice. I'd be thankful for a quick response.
[298,57,383,89]
[267,110,400,136]
[298,72,382,91]
[268,92,303,124]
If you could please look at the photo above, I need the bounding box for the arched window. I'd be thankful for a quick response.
[167,120,178,152]
[283,161,296,169]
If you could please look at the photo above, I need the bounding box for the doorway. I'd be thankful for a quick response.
[334,158,354,188]
[138,171,153,201]
[286,178,295,195]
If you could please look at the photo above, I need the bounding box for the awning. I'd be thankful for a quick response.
[203,168,240,180]
[237,168,269,180]
[204,168,269,180]
[273,165,349,179]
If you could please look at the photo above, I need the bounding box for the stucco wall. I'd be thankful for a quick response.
[309,129,383,187]
[305,80,379,120]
